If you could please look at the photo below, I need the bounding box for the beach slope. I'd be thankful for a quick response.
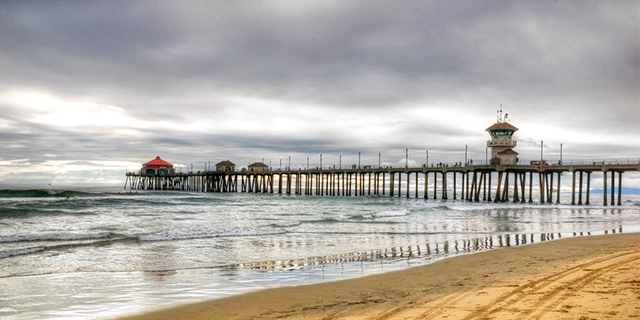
[115,233,639,320]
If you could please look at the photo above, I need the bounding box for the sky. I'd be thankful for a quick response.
[1,0,639,186]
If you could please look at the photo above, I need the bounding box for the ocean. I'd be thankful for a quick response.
[1,185,638,320]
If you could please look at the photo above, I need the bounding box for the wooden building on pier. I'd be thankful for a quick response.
[248,162,269,172]
[216,160,235,172]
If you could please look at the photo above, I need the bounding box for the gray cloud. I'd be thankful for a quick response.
[1,0,638,185]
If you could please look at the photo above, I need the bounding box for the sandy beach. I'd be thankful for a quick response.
[116,233,639,320]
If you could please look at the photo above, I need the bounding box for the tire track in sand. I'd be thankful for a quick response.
[520,254,639,319]
[354,250,638,320]
[460,250,638,320]
[362,290,473,320]
[413,290,475,320]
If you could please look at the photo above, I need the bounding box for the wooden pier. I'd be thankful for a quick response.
[125,162,639,206]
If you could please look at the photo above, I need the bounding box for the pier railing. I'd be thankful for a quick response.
[130,158,639,175]
[125,160,638,207]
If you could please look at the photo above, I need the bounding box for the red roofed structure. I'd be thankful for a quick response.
[142,156,175,175]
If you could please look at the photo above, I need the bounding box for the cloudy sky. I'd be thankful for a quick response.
[1,0,638,186]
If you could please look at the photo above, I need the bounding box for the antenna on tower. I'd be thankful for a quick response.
[499,104,503,122]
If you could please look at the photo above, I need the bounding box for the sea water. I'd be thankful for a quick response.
[1,186,638,320]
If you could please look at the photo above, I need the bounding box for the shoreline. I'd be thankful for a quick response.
[114,232,640,320]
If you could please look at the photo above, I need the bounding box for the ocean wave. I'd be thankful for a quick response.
[139,227,286,241]
[0,232,115,243]
[352,209,411,220]
[374,209,411,218]
[272,221,301,228]
[624,199,639,206]
[0,189,96,198]
[302,217,342,224]
[0,206,100,218]
[0,235,139,260]
[0,247,46,259]
[0,207,38,218]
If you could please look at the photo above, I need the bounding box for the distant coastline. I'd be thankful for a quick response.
[589,187,640,195]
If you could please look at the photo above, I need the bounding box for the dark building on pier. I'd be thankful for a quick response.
[216,160,236,172]
[248,162,269,172]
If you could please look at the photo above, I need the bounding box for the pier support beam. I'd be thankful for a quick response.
[556,172,561,204]
[603,171,608,206]
[483,172,488,201]
[611,171,615,206]
[494,172,503,203]
[406,172,410,198]
[461,172,465,200]
[442,172,448,200]
[617,171,622,206]
[434,171,438,199]
[578,171,583,205]
[502,172,509,203]
[528,172,533,203]
[571,171,576,205]
[511,173,518,203]
[423,172,428,199]
[487,172,492,202]
[453,172,457,199]
[538,173,544,204]
[546,173,553,203]
[469,172,477,202]
[415,172,419,198]
[382,173,386,195]
[585,172,591,205]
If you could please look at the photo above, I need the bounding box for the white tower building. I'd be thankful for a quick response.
[486,106,518,165]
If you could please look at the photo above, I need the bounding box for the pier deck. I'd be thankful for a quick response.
[125,162,639,206]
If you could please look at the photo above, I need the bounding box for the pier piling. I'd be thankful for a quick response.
[125,162,638,206]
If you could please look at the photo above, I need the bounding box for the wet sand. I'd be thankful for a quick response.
[115,233,639,320]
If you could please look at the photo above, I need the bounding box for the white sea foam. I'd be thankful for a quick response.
[139,227,286,241]
[373,209,410,218]
[274,221,301,227]
[444,202,639,211]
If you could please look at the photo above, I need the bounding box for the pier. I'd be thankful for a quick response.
[124,108,638,206]
[125,161,639,206]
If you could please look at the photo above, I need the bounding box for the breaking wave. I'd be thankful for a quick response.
[0,232,115,243]
[0,189,95,198]
[354,209,411,219]
[139,227,286,241]
[272,221,302,228]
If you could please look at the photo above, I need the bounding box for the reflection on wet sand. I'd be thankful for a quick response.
[229,226,623,272]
